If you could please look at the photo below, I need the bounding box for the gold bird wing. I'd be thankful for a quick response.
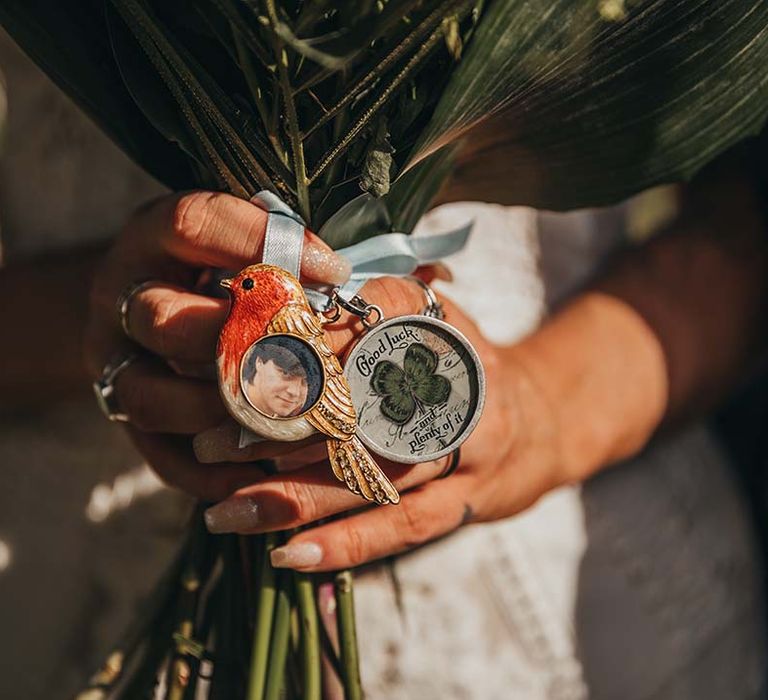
[267,302,401,506]
[266,303,357,441]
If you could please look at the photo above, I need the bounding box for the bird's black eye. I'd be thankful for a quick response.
[242,278,255,290]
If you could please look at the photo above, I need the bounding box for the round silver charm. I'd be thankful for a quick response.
[343,315,485,464]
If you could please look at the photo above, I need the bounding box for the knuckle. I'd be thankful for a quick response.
[280,480,321,525]
[339,518,367,566]
[399,499,431,548]
[171,191,218,246]
[117,373,153,431]
[365,278,418,317]
[144,293,185,357]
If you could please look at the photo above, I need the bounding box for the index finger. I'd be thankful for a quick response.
[125,191,351,284]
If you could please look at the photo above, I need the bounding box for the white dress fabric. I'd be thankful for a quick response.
[0,28,765,700]
[353,203,767,700]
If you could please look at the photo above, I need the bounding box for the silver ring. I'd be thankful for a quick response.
[407,276,444,319]
[93,353,137,422]
[116,279,156,338]
[361,304,384,329]
[438,448,461,479]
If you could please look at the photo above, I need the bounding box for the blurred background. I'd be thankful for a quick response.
[1,20,768,700]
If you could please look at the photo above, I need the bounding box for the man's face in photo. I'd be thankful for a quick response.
[246,356,309,417]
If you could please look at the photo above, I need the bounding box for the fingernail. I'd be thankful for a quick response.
[302,239,352,285]
[270,542,323,569]
[204,497,260,533]
[432,262,454,282]
[193,423,239,463]
[204,496,295,533]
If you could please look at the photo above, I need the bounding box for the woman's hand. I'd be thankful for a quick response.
[193,285,673,573]
[85,188,673,576]
[196,286,569,572]
[84,190,352,499]
[86,189,572,572]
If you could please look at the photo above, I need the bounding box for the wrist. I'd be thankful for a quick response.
[505,292,668,484]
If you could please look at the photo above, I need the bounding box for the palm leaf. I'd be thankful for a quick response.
[409,0,768,209]
[3,0,768,222]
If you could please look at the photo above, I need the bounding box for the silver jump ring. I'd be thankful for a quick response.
[407,276,444,319]
[116,279,157,338]
[93,353,138,422]
[321,302,342,324]
[438,448,461,479]
[361,304,384,329]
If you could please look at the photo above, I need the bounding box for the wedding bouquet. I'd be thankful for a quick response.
[2,1,767,698]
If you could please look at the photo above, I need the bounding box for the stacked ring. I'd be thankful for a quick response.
[92,353,137,422]
[116,279,156,338]
[439,448,461,479]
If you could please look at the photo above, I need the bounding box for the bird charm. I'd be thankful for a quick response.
[217,263,400,505]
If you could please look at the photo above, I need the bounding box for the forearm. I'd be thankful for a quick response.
[507,171,768,482]
[0,248,101,410]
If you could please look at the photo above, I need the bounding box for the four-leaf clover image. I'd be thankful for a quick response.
[370,342,451,425]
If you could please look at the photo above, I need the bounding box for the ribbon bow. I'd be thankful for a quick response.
[251,190,472,309]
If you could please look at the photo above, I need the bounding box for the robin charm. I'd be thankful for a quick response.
[217,263,400,505]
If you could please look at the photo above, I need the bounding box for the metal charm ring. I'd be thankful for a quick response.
[93,353,138,422]
[407,276,444,319]
[116,279,157,338]
[320,301,342,324]
[361,304,383,329]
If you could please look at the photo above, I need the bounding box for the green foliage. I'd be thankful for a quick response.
[2,0,767,226]
[414,0,768,209]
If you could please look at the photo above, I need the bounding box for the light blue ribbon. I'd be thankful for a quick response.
[251,191,306,278]
[335,225,472,300]
[240,191,472,449]
[251,190,472,309]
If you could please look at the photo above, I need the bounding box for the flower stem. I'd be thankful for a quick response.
[295,572,321,700]
[264,571,293,700]
[335,570,363,700]
[265,0,311,222]
[308,24,445,186]
[232,25,287,167]
[246,533,279,700]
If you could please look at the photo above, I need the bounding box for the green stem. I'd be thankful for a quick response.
[247,533,279,700]
[264,572,293,700]
[265,0,311,222]
[112,0,287,196]
[295,573,321,700]
[303,0,467,138]
[320,74,350,193]
[308,24,446,185]
[209,536,241,699]
[335,570,363,700]
[232,25,288,166]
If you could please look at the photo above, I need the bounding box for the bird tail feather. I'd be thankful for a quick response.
[327,436,400,505]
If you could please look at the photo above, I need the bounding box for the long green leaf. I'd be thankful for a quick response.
[410,0,768,209]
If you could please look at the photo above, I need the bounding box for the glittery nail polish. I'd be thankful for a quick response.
[204,497,260,533]
[302,242,352,285]
[270,542,323,569]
